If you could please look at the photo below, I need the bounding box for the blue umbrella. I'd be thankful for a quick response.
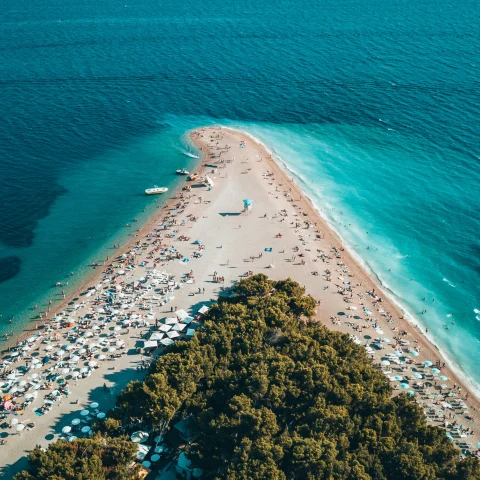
[413,373,423,379]
[407,390,415,396]
[439,376,448,381]
[410,350,419,357]
[432,368,440,374]
[400,383,409,389]
[394,375,403,381]
[424,361,433,367]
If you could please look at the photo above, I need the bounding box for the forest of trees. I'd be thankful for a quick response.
[16,275,480,479]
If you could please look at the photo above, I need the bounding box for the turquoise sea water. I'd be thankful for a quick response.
[1,1,479,388]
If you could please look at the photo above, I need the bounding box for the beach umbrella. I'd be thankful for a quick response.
[71,418,81,425]
[440,384,448,390]
[154,445,165,453]
[407,390,415,396]
[413,373,423,379]
[18,380,27,387]
[151,454,160,462]
[61,368,70,374]
[16,423,26,432]
[400,383,409,389]
[432,368,440,374]
[24,393,35,400]
[90,402,99,409]
[98,354,106,361]
[10,352,19,357]
[80,409,89,416]
[97,412,106,419]
[381,360,390,366]
[78,348,86,354]
[22,345,31,351]
[56,350,64,356]
[81,426,91,433]
[142,461,151,469]
[26,336,37,343]
[64,345,73,351]
[410,350,419,357]
[80,367,88,373]
[31,358,41,365]
[69,436,78,442]
[439,375,449,381]
[154,435,163,444]
[62,426,72,434]
[88,361,97,367]
[108,347,116,353]
[72,371,80,378]
[424,361,433,367]
[10,418,19,425]
[45,345,53,351]
[7,373,16,380]
[131,431,149,443]
[394,375,403,381]
[71,355,80,362]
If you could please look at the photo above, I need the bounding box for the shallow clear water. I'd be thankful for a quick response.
[0,0,479,386]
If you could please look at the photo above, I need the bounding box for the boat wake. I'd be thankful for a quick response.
[182,150,199,159]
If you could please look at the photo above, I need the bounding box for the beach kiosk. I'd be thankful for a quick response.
[243,199,253,212]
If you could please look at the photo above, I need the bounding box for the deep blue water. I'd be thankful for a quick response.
[1,0,479,387]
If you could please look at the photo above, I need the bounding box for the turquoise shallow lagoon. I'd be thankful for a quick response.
[0,0,479,388]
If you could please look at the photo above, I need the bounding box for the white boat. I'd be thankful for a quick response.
[176,168,189,175]
[145,186,168,195]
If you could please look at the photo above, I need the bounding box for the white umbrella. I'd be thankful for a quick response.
[80,367,88,373]
[71,355,80,362]
[24,393,35,400]
[7,373,16,380]
[45,346,54,351]
[108,347,116,353]
[71,418,81,425]
[16,424,25,432]
[114,326,121,331]
[10,352,19,357]
[90,402,99,409]
[81,426,91,433]
[98,354,106,361]
[97,412,106,419]
[61,368,70,374]
[72,371,80,378]
[56,350,64,356]
[10,418,19,425]
[88,361,97,367]
[18,380,27,387]
[80,409,89,416]
[131,431,149,443]
[62,426,72,433]
[78,348,87,354]
[32,358,41,364]
[69,436,78,442]
[26,336,37,343]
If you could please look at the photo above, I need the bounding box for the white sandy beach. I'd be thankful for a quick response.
[1,126,479,476]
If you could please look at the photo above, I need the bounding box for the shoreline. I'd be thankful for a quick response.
[218,125,480,402]
[1,126,478,474]
[0,137,206,353]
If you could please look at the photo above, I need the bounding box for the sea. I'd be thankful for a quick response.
[1,0,479,391]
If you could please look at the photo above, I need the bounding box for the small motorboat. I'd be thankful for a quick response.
[176,168,189,175]
[145,186,168,195]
